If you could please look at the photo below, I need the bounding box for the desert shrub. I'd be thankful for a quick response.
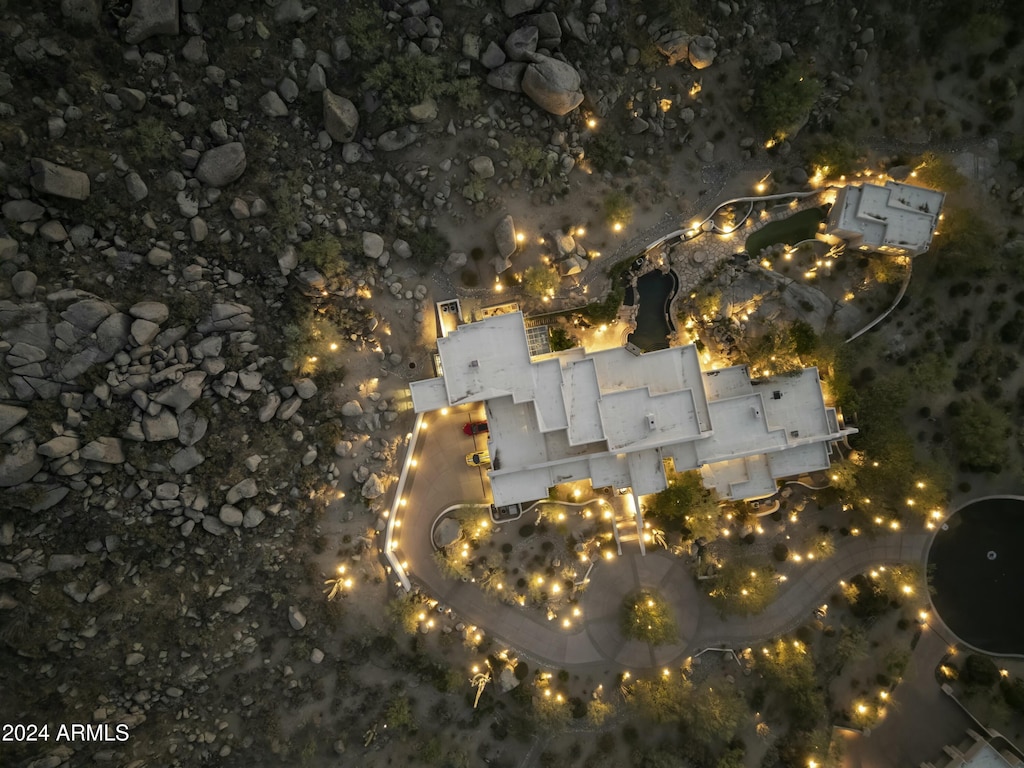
[964,654,1000,687]
[603,190,634,226]
[752,61,822,139]
[586,131,625,173]
[772,543,789,562]
[1002,677,1024,712]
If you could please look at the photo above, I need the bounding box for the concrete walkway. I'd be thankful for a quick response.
[396,406,933,670]
[838,625,972,767]
[425,530,930,673]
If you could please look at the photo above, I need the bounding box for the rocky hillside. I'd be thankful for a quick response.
[1,0,1022,766]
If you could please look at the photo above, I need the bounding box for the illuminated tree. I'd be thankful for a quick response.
[625,674,689,724]
[686,683,745,746]
[523,265,560,299]
[387,594,425,635]
[621,590,678,645]
[752,61,822,139]
[707,559,779,616]
[587,698,615,727]
[533,691,571,733]
[757,638,824,724]
[433,548,471,581]
[603,190,634,226]
[645,470,720,541]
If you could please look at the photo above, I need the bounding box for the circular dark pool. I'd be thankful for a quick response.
[928,496,1024,654]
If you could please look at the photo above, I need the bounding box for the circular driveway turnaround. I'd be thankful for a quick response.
[928,496,1024,655]
[394,411,933,670]
[582,552,700,669]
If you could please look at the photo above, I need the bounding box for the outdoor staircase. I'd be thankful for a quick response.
[610,502,645,555]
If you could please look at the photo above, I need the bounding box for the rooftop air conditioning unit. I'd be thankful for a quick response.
[469,360,479,368]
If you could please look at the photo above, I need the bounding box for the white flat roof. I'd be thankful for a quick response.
[412,312,855,504]
[830,181,944,253]
[437,312,533,405]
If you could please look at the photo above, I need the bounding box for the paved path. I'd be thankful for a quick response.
[394,412,933,670]
[838,625,972,767]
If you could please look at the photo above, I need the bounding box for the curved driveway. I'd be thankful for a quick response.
[394,407,931,670]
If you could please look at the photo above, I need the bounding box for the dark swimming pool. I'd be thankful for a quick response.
[928,496,1024,654]
[627,270,678,352]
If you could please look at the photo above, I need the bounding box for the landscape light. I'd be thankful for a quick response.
[587,118,597,128]
[516,232,525,243]
[613,222,623,232]
[329,343,338,351]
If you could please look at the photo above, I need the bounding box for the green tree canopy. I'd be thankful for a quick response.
[645,470,720,540]
[757,637,824,725]
[620,590,678,645]
[707,558,779,616]
[951,398,1009,473]
[686,683,745,746]
[752,61,822,139]
[523,265,560,299]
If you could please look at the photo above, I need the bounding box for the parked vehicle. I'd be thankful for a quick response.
[463,421,488,435]
[466,450,490,467]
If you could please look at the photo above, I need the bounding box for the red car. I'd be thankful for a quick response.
[463,421,488,435]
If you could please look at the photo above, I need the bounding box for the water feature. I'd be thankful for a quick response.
[627,270,678,352]
[928,496,1024,654]
[744,207,826,256]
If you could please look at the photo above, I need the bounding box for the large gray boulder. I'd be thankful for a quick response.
[80,437,125,464]
[121,0,180,44]
[376,127,417,151]
[656,31,691,66]
[502,0,541,16]
[323,89,359,143]
[143,410,179,441]
[38,435,80,458]
[29,158,90,201]
[504,25,538,61]
[129,301,169,324]
[194,143,247,187]
[0,404,28,435]
[95,313,131,360]
[62,299,114,334]
[275,0,317,23]
[197,302,253,333]
[470,156,495,178]
[154,371,206,412]
[486,62,527,92]
[0,442,42,487]
[521,55,584,115]
[481,41,506,69]
[688,35,717,69]
[362,232,384,260]
[361,473,385,499]
[494,214,518,259]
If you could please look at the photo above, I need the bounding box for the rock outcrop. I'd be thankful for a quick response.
[521,55,584,116]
